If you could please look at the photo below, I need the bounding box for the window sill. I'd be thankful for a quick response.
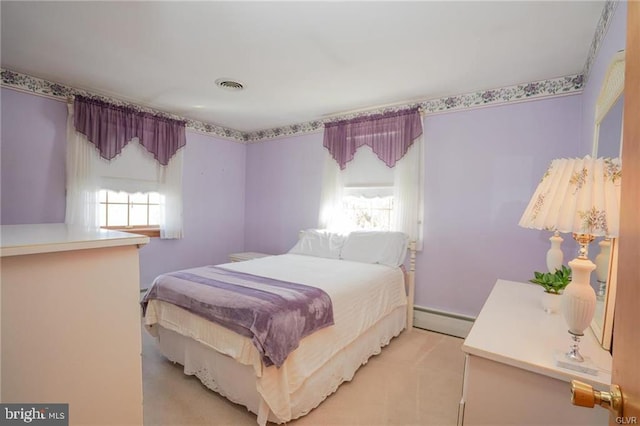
[102,226,160,238]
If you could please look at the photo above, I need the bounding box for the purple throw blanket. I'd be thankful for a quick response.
[141,266,334,368]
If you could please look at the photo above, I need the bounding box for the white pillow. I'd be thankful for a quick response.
[340,231,409,267]
[288,229,346,259]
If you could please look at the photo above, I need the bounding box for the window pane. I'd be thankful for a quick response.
[99,204,107,227]
[108,191,128,204]
[130,193,148,204]
[130,204,148,226]
[148,192,161,204]
[98,190,107,203]
[107,204,128,226]
[368,208,392,231]
[342,195,394,231]
[370,196,393,209]
[149,205,160,226]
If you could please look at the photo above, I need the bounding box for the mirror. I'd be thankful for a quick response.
[590,50,625,351]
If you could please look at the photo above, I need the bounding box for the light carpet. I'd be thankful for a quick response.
[142,327,465,425]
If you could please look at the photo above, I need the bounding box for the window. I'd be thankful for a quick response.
[341,186,394,231]
[99,190,161,237]
[66,100,185,239]
[319,138,424,248]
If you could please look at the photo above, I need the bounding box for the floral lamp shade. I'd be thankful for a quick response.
[519,156,622,238]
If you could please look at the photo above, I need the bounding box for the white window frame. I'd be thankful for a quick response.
[99,190,162,237]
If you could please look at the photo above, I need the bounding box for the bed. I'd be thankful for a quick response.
[142,230,416,425]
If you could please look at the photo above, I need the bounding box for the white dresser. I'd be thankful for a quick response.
[1,224,149,425]
[459,279,611,425]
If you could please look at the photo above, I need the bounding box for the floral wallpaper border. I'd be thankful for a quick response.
[0,68,584,143]
[243,74,584,142]
[0,1,616,143]
[582,0,619,83]
[0,69,245,141]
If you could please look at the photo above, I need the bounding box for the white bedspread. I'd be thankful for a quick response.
[144,253,406,421]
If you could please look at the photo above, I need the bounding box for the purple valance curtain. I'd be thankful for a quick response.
[74,95,186,166]
[323,108,423,170]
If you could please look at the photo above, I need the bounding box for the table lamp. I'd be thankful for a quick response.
[519,156,621,364]
[518,161,568,272]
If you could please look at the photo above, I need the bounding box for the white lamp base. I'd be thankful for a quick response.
[546,231,564,272]
[562,253,597,363]
[554,350,599,376]
[594,238,611,300]
[594,238,611,282]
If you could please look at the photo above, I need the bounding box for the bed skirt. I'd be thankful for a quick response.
[153,305,406,425]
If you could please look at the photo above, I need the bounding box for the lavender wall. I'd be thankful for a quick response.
[420,96,581,315]
[580,2,627,155]
[138,132,246,287]
[0,88,247,288]
[244,133,325,254]
[244,95,583,317]
[1,88,67,223]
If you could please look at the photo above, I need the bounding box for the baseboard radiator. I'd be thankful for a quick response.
[412,305,475,339]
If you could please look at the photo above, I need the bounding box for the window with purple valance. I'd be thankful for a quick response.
[74,95,186,166]
[323,108,423,170]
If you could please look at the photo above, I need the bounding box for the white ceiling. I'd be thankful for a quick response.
[1,1,604,133]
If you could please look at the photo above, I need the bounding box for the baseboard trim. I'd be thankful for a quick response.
[412,305,475,338]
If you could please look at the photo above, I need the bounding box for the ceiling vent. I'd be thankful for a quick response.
[215,78,244,91]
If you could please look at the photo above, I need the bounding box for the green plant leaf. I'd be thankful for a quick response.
[530,266,572,293]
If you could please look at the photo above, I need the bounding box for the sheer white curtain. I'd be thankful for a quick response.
[65,104,184,238]
[318,150,345,231]
[317,134,424,249]
[392,135,424,250]
[65,105,100,229]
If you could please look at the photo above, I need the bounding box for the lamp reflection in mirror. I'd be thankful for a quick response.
[546,231,564,272]
[594,238,612,299]
[520,156,621,363]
